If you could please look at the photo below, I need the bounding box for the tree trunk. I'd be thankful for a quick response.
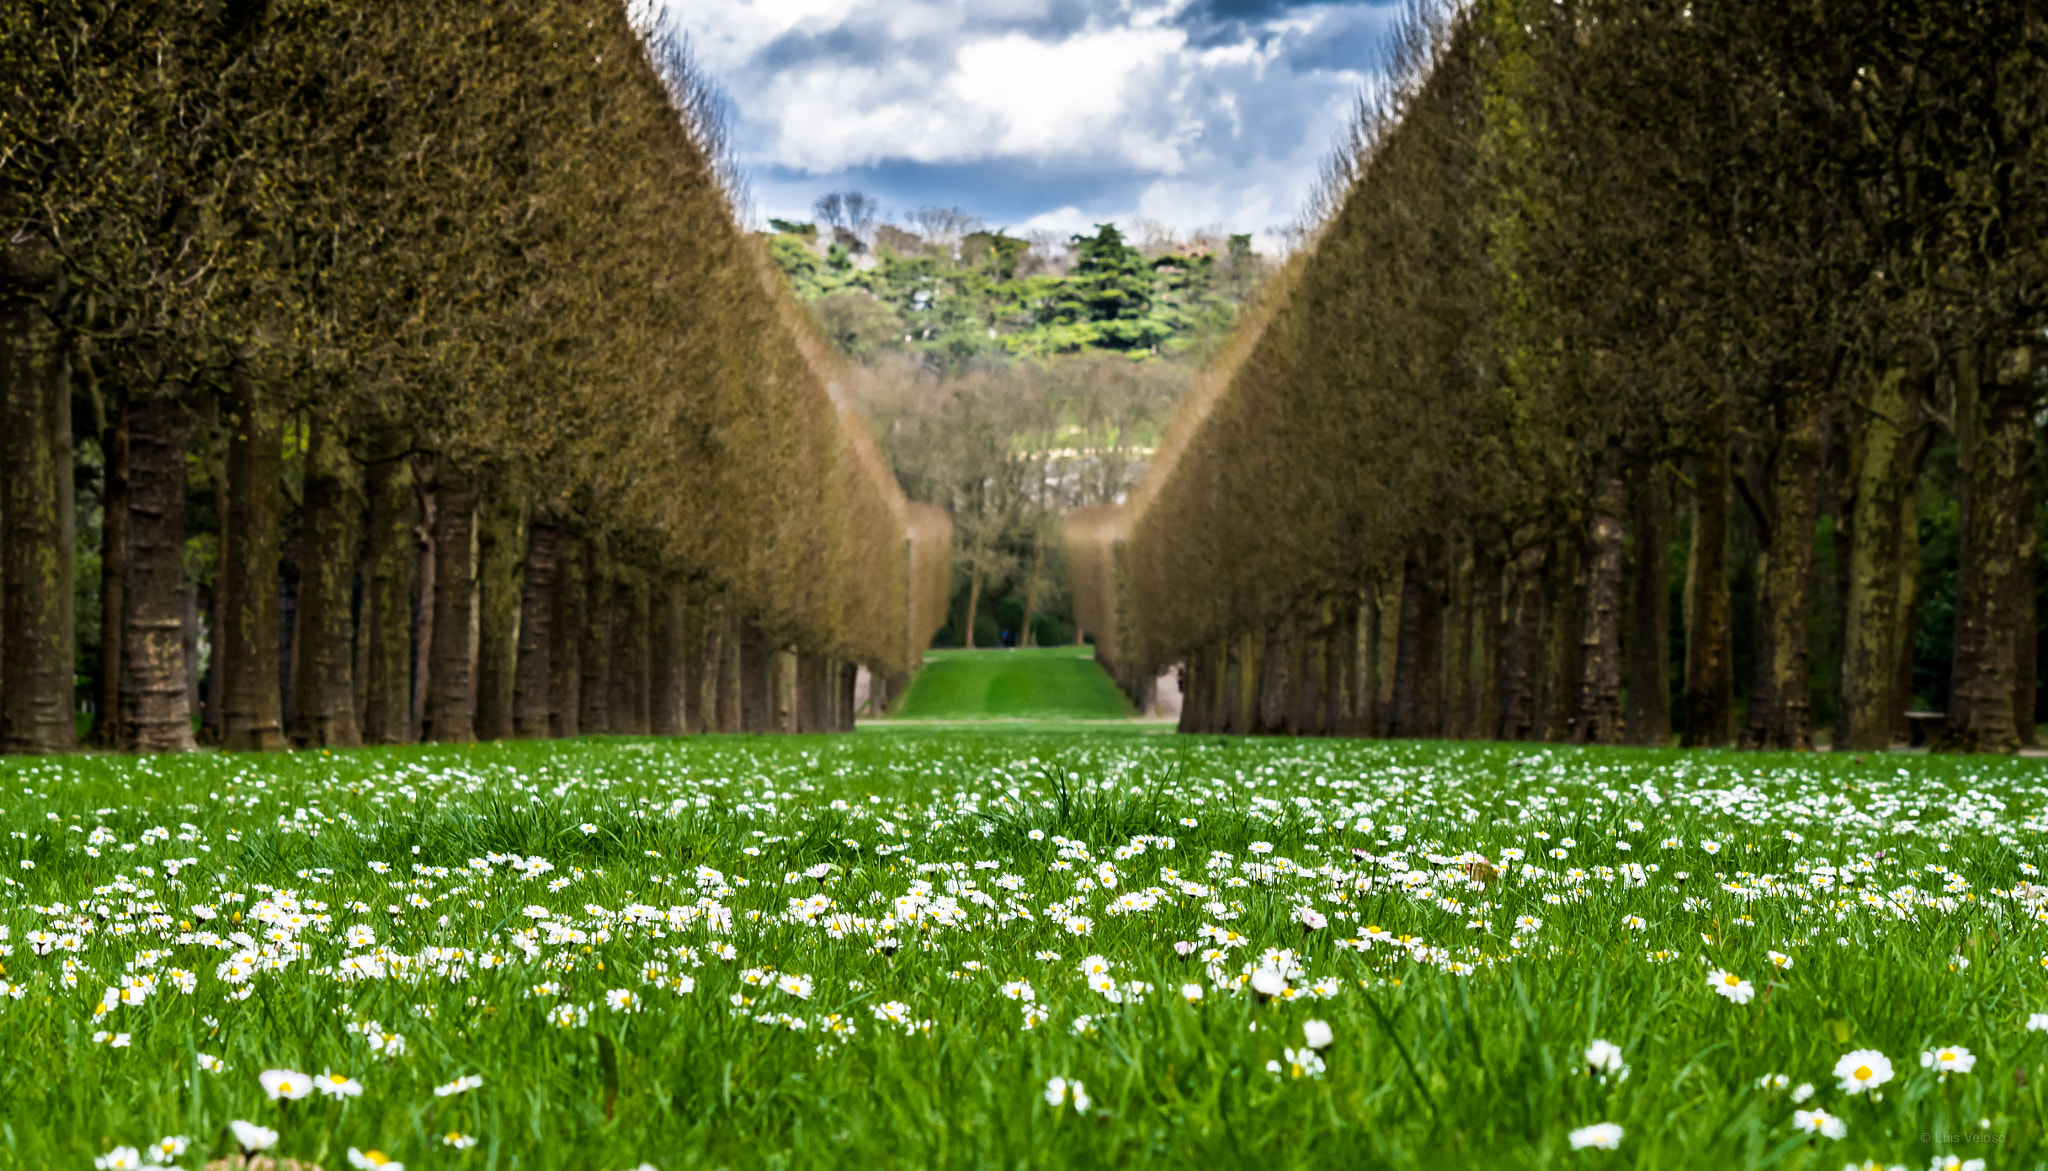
[93,384,129,746]
[1943,342,2036,753]
[678,590,705,733]
[512,521,557,739]
[1577,476,1626,744]
[423,464,478,742]
[361,436,418,744]
[609,571,650,736]
[121,386,196,752]
[219,371,285,751]
[1499,544,1546,740]
[579,539,612,735]
[474,485,524,741]
[288,412,361,748]
[714,605,740,732]
[1442,543,1474,739]
[199,393,227,745]
[410,480,434,742]
[1837,363,1926,751]
[963,566,983,649]
[1537,536,1582,741]
[1740,386,1822,750]
[548,530,583,738]
[1470,549,1504,741]
[1682,415,1735,747]
[739,619,771,731]
[1624,467,1671,745]
[1392,544,1445,738]
[0,239,77,754]
[651,580,683,735]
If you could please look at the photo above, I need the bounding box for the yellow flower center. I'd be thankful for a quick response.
[1724,975,1739,986]
[1853,1065,1871,1081]
[278,1081,293,1093]
[365,1152,391,1166]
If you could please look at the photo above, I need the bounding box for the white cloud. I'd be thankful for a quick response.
[656,0,1397,234]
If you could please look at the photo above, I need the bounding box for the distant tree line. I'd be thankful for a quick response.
[769,214,1263,365]
[1077,0,2048,753]
[766,205,1266,656]
[0,1,948,754]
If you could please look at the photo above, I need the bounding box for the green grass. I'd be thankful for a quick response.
[4,734,2048,1169]
[888,648,1136,721]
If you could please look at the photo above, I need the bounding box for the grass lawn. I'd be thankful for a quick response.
[887,648,1135,722]
[4,733,2047,1169]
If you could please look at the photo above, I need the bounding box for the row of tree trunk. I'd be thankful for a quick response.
[0,377,860,754]
[1177,394,2040,752]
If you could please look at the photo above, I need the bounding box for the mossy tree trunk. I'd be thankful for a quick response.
[474,485,524,741]
[1624,466,1671,745]
[1944,343,2037,753]
[1576,475,1626,744]
[361,435,418,744]
[122,385,197,752]
[423,463,478,742]
[1,239,78,754]
[288,411,360,748]
[1741,384,1822,750]
[219,370,285,751]
[1836,363,1927,751]
[1682,415,1734,747]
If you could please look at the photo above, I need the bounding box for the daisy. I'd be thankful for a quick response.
[259,1069,314,1100]
[1792,1108,1845,1139]
[2030,1012,2048,1032]
[1583,1039,1626,1080]
[1567,1122,1623,1150]
[230,1121,278,1152]
[147,1136,188,1161]
[606,988,642,1013]
[1043,1076,1090,1111]
[434,1074,484,1097]
[1920,1046,1976,1076]
[347,1150,402,1169]
[1833,1050,1893,1093]
[1181,983,1204,1002]
[94,1148,141,1170]
[315,1071,364,1099]
[1303,1019,1333,1050]
[1266,1047,1325,1079]
[1707,969,1755,1004]
[442,1134,477,1149]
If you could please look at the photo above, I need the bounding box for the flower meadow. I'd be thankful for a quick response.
[4,733,2048,1169]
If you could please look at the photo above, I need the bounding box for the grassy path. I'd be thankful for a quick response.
[887,647,1135,721]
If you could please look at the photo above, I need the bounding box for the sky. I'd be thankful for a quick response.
[656,0,1403,247]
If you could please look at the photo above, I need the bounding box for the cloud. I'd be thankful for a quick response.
[655,0,1401,236]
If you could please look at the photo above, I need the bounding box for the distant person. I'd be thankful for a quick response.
[1000,629,1014,649]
